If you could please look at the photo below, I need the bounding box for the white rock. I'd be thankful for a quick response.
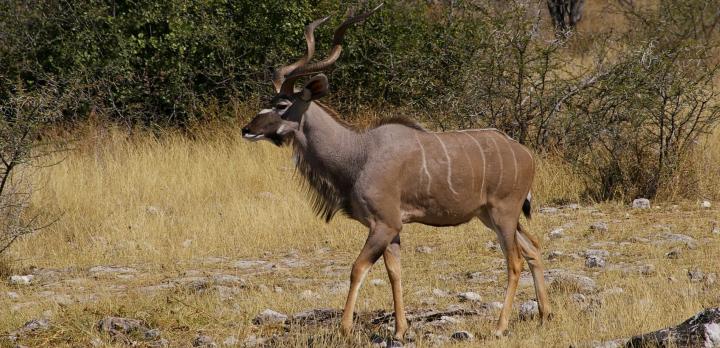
[252,309,287,325]
[6,291,20,299]
[705,322,720,347]
[539,207,559,214]
[701,200,712,209]
[632,198,651,209]
[88,266,137,275]
[9,275,34,285]
[222,336,239,346]
[585,255,606,268]
[145,205,161,215]
[457,292,481,302]
[415,246,433,254]
[370,279,386,286]
[300,290,317,299]
[549,228,565,240]
[518,300,539,320]
[432,288,449,297]
[590,222,609,232]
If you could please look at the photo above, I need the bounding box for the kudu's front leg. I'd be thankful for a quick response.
[340,223,399,336]
[383,235,408,340]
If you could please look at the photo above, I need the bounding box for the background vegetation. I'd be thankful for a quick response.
[2,0,720,203]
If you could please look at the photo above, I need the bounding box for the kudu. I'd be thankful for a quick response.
[242,5,551,340]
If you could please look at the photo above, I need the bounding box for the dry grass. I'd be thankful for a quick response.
[0,125,718,347]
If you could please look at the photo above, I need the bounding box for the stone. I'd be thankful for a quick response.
[89,266,137,276]
[415,246,433,254]
[547,250,565,260]
[300,290,317,299]
[290,308,341,325]
[591,339,628,348]
[457,292,482,302]
[232,260,268,269]
[666,250,681,259]
[466,271,494,284]
[97,316,159,342]
[704,273,717,286]
[242,335,268,347]
[145,205,161,215]
[252,309,288,325]
[585,255,606,268]
[144,329,161,340]
[689,269,705,282]
[637,264,656,276]
[192,334,216,347]
[6,291,19,299]
[370,279,386,286]
[657,232,697,248]
[9,275,34,285]
[518,300,539,320]
[632,198,651,209]
[8,318,50,341]
[626,307,720,347]
[539,207,559,214]
[181,239,193,248]
[713,222,720,235]
[432,288,449,298]
[548,269,597,294]
[590,222,609,232]
[571,293,587,304]
[450,331,474,341]
[549,228,565,240]
[701,200,712,209]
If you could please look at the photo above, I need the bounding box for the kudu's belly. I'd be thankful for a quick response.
[400,193,485,227]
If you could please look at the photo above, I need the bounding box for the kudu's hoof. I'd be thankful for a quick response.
[492,329,509,338]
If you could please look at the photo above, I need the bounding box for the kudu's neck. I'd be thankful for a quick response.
[293,102,367,189]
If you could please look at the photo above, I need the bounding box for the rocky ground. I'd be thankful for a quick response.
[2,201,720,347]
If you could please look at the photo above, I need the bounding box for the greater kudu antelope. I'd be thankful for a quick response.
[242,5,552,340]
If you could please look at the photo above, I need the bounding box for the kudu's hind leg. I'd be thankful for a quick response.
[487,214,524,337]
[383,235,408,340]
[517,223,552,323]
[340,222,399,336]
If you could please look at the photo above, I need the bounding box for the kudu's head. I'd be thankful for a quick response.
[241,5,382,146]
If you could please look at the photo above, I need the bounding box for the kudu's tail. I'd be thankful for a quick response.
[522,192,532,219]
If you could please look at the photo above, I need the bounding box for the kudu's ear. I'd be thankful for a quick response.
[300,74,329,101]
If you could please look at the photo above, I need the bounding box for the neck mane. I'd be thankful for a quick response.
[291,102,425,222]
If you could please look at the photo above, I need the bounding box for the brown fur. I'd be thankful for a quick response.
[315,101,425,133]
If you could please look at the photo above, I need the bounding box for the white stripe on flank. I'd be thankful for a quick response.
[506,138,518,188]
[415,133,432,194]
[518,145,534,173]
[461,143,475,191]
[431,133,459,195]
[460,131,486,195]
[488,136,503,193]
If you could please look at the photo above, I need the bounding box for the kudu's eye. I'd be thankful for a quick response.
[275,104,288,111]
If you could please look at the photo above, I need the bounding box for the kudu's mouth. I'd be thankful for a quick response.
[242,133,264,141]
